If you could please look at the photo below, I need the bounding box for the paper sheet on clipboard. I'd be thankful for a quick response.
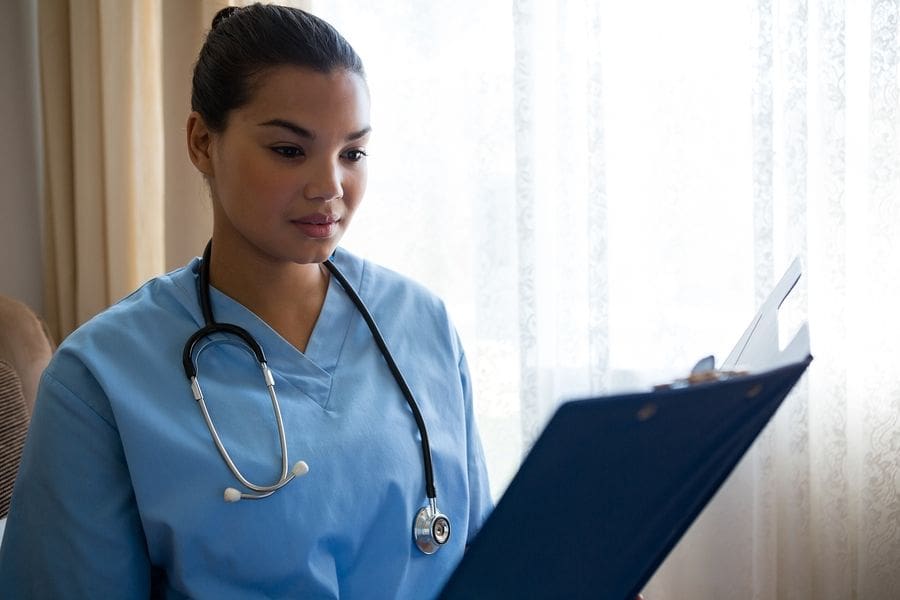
[720,257,811,372]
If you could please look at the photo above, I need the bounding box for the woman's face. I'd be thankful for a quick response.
[199,66,371,265]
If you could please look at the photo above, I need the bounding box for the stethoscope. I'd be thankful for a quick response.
[181,241,451,554]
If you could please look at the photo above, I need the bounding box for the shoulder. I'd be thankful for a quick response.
[332,247,449,314]
[63,260,201,347]
[331,247,462,357]
[46,260,203,401]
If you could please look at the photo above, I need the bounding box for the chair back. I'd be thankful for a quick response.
[0,361,30,517]
[0,296,54,518]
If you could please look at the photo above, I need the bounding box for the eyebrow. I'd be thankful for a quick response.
[258,119,372,142]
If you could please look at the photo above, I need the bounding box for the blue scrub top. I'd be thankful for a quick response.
[0,248,492,599]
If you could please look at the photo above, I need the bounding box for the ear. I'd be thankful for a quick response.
[186,111,215,176]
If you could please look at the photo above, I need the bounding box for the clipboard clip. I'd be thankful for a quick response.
[653,355,749,391]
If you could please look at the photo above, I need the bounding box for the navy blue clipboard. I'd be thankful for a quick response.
[440,356,812,600]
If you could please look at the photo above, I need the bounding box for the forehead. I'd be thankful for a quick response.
[235,65,370,129]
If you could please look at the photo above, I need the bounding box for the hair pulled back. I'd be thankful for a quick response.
[191,3,365,132]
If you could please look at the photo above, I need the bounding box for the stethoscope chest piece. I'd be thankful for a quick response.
[413,498,451,554]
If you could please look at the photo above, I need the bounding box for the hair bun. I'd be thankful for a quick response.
[211,6,240,30]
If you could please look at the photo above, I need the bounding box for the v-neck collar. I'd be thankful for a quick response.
[176,248,365,410]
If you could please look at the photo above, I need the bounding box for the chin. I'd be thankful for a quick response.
[290,241,340,264]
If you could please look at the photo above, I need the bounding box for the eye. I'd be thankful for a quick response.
[271,146,304,159]
[343,148,368,162]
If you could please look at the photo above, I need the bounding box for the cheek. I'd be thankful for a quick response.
[216,153,290,212]
[346,167,368,206]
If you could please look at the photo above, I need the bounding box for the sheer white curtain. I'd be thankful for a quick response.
[314,1,899,597]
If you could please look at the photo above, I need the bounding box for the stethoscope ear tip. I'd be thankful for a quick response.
[224,488,242,503]
[292,460,310,477]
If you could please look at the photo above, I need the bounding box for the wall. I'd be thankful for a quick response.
[0,0,42,316]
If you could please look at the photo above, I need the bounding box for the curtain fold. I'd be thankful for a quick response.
[37,0,75,341]
[512,0,540,448]
[808,2,852,597]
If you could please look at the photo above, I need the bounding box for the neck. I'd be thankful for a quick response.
[206,235,330,353]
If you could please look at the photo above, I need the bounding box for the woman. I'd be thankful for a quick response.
[0,5,492,598]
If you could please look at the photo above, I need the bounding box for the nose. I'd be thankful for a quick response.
[304,157,343,202]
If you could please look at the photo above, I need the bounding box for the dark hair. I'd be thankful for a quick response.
[191,3,365,132]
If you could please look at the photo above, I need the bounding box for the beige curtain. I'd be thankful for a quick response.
[36,0,243,341]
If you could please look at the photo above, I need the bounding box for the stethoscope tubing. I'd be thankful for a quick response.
[322,260,438,501]
[194,361,293,494]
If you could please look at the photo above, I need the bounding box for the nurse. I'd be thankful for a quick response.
[0,4,492,598]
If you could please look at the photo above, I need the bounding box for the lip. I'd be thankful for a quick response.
[294,213,338,225]
[291,213,340,238]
